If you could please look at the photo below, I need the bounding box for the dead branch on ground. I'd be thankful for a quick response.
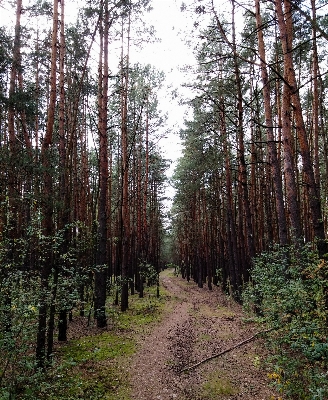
[181,328,274,372]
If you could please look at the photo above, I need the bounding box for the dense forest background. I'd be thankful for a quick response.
[1,0,328,398]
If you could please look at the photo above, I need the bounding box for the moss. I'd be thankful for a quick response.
[43,284,171,400]
[200,371,238,399]
[115,286,170,332]
[46,362,131,400]
[47,330,134,400]
[215,305,236,319]
[62,332,135,363]
[160,268,177,278]
[191,303,236,319]
[199,333,212,342]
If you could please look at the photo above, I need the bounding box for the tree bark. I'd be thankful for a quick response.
[255,0,288,246]
[95,0,109,327]
[231,0,255,269]
[36,0,59,368]
[276,0,327,255]
[120,14,131,312]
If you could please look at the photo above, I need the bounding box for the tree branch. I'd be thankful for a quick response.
[290,1,328,42]
[181,328,274,372]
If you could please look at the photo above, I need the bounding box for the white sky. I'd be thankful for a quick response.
[66,0,196,200]
[130,0,197,202]
[130,1,195,158]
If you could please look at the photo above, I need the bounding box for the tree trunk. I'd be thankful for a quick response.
[232,0,255,268]
[219,97,239,293]
[120,11,131,311]
[36,0,59,368]
[95,0,109,327]
[255,0,287,246]
[55,0,69,342]
[276,0,326,256]
[311,0,320,192]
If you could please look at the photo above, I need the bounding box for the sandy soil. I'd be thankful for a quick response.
[129,270,279,400]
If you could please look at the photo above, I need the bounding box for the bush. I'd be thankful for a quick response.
[243,244,328,399]
[0,271,41,399]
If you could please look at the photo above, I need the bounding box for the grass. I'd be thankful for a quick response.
[215,305,236,318]
[216,331,234,340]
[62,333,135,363]
[35,283,171,400]
[160,267,177,278]
[190,303,236,320]
[46,362,131,400]
[199,333,212,342]
[200,371,238,399]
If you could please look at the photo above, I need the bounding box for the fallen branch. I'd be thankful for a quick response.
[181,328,274,372]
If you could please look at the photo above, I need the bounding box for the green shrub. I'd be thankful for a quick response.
[0,270,41,399]
[243,244,328,399]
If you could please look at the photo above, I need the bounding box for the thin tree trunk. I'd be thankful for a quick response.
[219,98,239,292]
[120,10,132,311]
[311,0,320,191]
[231,0,255,268]
[36,0,59,368]
[95,0,109,327]
[6,0,23,335]
[255,0,287,246]
[276,0,326,255]
[56,0,69,342]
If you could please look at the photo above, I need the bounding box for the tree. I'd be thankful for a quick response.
[94,0,110,328]
[36,0,59,367]
[275,0,327,256]
[254,0,287,246]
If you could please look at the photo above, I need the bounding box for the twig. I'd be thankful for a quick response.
[181,328,274,372]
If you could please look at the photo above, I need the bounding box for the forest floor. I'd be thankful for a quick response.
[56,269,280,400]
[128,269,279,400]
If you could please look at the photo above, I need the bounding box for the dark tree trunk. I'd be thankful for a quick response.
[276,0,327,256]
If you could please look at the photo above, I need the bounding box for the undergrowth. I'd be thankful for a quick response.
[1,283,170,400]
[243,243,328,399]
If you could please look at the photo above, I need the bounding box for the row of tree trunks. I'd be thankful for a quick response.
[1,0,165,369]
[275,0,326,256]
[171,0,327,296]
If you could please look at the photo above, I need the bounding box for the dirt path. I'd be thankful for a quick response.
[129,270,278,400]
